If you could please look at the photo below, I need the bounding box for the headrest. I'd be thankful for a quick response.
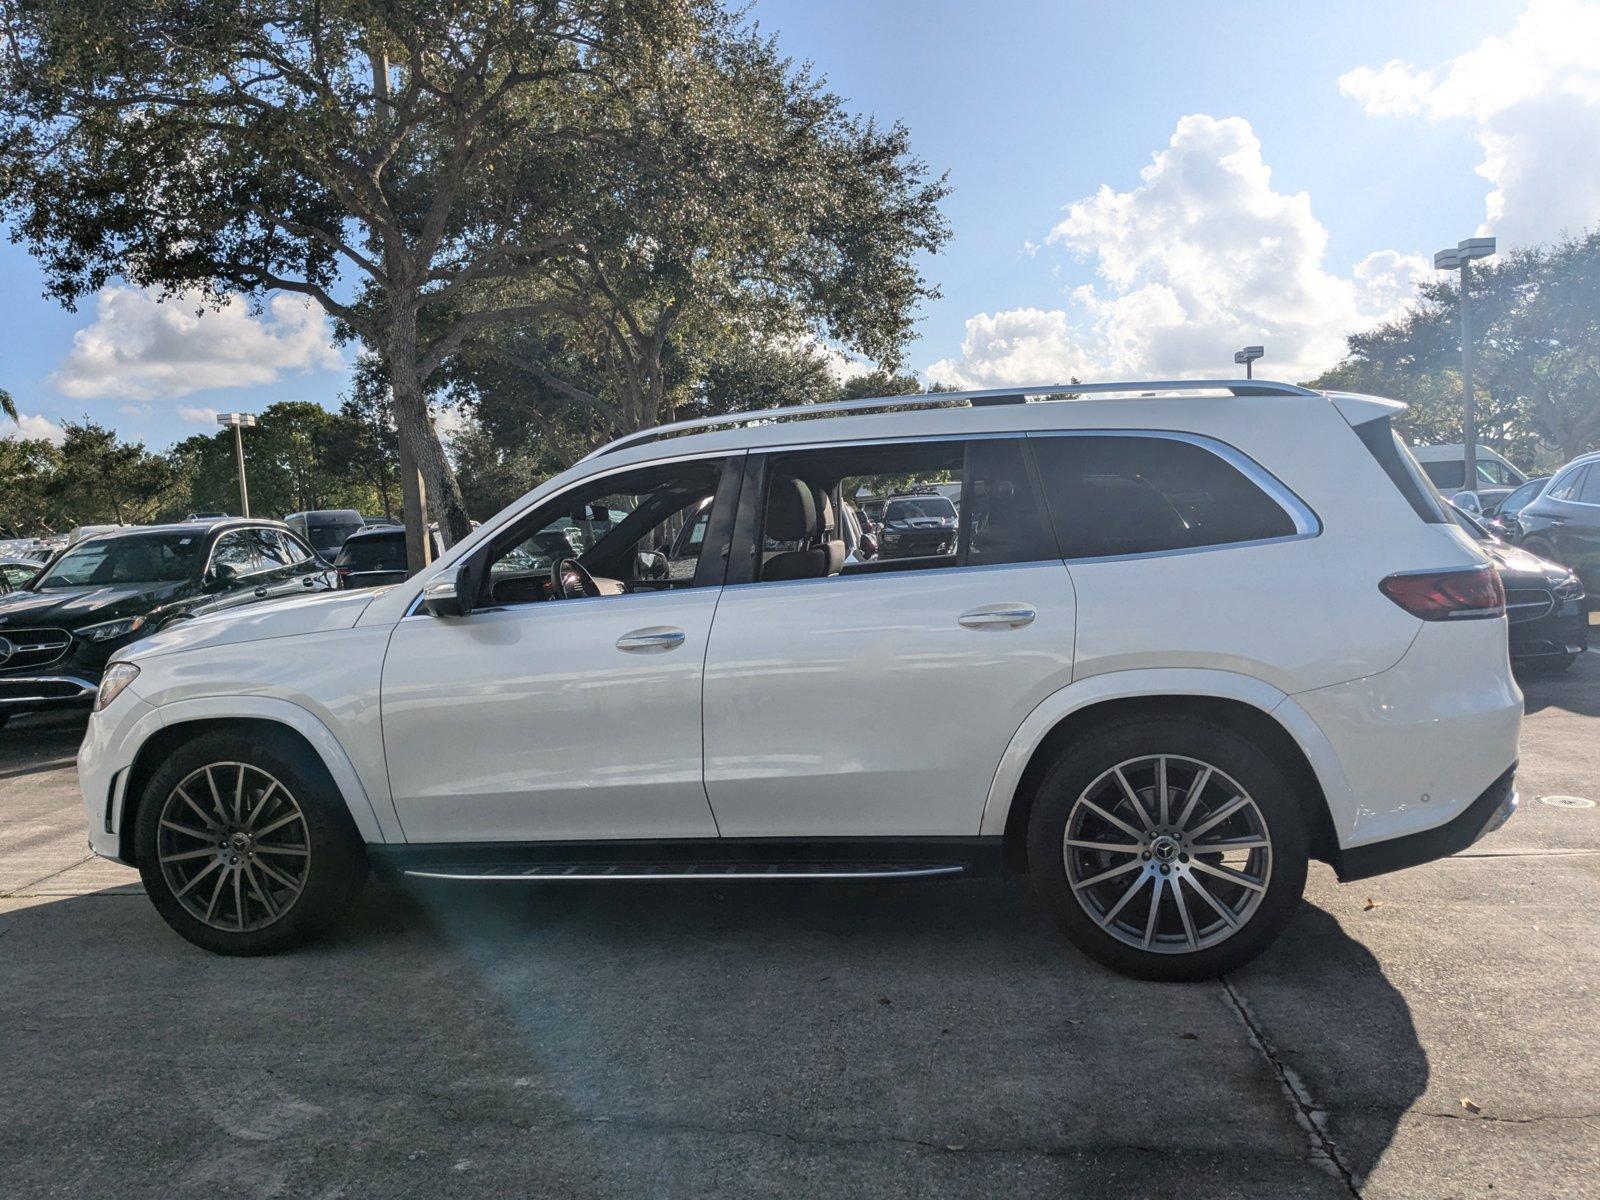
[767,477,818,541]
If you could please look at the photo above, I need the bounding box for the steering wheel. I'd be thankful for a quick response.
[551,556,602,600]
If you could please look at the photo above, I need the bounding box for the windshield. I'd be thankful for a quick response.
[884,497,956,522]
[307,521,364,554]
[34,532,203,588]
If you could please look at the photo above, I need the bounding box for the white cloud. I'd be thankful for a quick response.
[928,115,1429,388]
[3,412,66,445]
[178,406,219,425]
[54,287,344,402]
[1340,0,1600,243]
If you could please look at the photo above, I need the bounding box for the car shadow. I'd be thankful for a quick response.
[0,710,87,771]
[0,875,1424,1196]
[1518,648,1600,717]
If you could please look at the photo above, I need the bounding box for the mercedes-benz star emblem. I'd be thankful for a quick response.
[0,637,13,665]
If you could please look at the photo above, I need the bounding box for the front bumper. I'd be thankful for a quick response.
[1334,764,1517,882]
[0,672,99,714]
[1508,593,1589,663]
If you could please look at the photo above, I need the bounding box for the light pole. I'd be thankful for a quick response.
[1234,345,1264,379]
[1434,236,1495,493]
[216,412,258,517]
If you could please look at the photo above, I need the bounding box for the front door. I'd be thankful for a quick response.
[701,437,1077,838]
[380,454,739,843]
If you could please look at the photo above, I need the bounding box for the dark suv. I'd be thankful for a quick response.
[0,519,331,727]
[1517,452,1600,602]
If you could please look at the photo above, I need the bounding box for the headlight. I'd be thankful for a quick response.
[78,615,147,643]
[1554,571,1585,600]
[94,662,141,711]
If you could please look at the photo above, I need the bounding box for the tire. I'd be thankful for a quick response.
[1027,715,1309,982]
[135,729,368,954]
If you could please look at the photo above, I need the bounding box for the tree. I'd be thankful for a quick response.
[46,422,178,526]
[468,16,948,442]
[1309,232,1600,469]
[0,436,60,536]
[0,385,16,423]
[0,0,704,557]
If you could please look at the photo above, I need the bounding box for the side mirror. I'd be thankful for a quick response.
[205,562,237,591]
[636,551,668,580]
[860,533,879,559]
[423,563,474,618]
[1453,490,1483,515]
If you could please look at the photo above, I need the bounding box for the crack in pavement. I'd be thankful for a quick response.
[1,854,96,898]
[1220,976,1362,1198]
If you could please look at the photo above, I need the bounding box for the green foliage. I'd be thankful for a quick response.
[1309,232,1600,469]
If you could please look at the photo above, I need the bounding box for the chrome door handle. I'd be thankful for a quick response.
[958,604,1037,629]
[253,587,270,599]
[616,627,687,652]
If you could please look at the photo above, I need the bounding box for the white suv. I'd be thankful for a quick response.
[78,380,1521,979]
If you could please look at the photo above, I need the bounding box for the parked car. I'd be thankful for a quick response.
[1516,451,1600,602]
[333,526,441,590]
[283,509,366,559]
[185,511,230,520]
[1481,475,1549,540]
[0,556,47,593]
[0,519,332,728]
[1411,443,1527,510]
[877,488,959,558]
[79,379,1521,981]
[1451,504,1587,673]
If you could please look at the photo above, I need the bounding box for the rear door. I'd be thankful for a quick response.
[700,436,1076,837]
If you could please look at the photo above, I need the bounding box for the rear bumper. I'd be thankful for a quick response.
[1334,764,1517,882]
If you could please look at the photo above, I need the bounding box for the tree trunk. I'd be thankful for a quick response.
[386,314,474,570]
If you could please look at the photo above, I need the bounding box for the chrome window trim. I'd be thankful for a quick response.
[1026,429,1321,562]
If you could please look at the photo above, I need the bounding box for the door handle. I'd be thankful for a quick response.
[616,626,687,652]
[958,604,1037,629]
[253,586,270,599]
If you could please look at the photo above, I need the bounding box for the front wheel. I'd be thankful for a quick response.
[1027,716,1309,981]
[135,729,368,954]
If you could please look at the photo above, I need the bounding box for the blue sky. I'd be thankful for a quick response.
[6,0,1594,450]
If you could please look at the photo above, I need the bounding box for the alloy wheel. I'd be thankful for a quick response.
[155,762,310,932]
[1063,754,1272,954]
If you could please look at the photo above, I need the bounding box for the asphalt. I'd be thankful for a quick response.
[2,657,1598,1199]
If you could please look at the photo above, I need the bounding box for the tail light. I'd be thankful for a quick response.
[1379,566,1505,620]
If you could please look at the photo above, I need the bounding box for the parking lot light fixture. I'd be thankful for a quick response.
[1233,346,1264,380]
[1435,237,1496,494]
[216,412,259,518]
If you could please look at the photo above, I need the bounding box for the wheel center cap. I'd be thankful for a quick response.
[230,832,251,852]
[1150,835,1180,864]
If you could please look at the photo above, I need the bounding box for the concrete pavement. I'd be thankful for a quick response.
[2,658,1598,1198]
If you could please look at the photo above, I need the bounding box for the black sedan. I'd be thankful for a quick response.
[1481,475,1548,541]
[0,519,332,727]
[1453,506,1588,673]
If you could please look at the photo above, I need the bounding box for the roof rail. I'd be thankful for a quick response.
[584,378,1323,460]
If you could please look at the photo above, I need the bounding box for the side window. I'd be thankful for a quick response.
[481,457,727,606]
[1032,435,1300,559]
[964,439,1055,567]
[1577,467,1600,505]
[272,530,315,564]
[210,531,265,578]
[253,529,299,568]
[1548,467,1586,501]
[746,437,1054,583]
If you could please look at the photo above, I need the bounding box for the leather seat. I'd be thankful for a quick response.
[763,477,845,581]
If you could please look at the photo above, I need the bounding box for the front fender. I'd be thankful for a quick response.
[976,668,1354,839]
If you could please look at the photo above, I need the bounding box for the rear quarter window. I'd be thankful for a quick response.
[1030,434,1304,559]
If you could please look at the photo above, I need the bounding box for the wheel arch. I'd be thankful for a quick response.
[983,671,1349,872]
[118,702,389,864]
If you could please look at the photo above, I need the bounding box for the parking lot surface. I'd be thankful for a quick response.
[3,658,1598,1199]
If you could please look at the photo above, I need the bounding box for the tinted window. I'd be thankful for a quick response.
[1421,460,1465,489]
[964,439,1055,566]
[268,530,314,564]
[211,531,266,577]
[1500,478,1545,513]
[1032,435,1299,559]
[337,533,407,572]
[1548,467,1587,501]
[1578,467,1600,505]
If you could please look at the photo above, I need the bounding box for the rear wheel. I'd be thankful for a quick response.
[135,730,367,954]
[1027,716,1308,981]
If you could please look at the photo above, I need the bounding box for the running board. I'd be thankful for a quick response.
[402,862,969,883]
